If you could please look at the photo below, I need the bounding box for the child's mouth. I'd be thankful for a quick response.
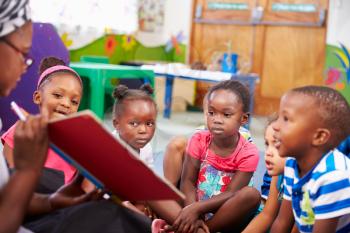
[211,127,224,134]
[54,110,68,116]
[265,161,274,170]
[135,138,148,145]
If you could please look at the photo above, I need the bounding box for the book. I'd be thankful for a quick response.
[48,110,184,201]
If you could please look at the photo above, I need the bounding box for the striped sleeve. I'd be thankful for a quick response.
[310,169,350,220]
[261,171,272,199]
[337,136,350,157]
[283,158,295,201]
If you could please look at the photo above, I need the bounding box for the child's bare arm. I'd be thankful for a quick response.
[312,218,339,233]
[122,201,145,215]
[180,155,201,206]
[163,155,203,232]
[147,200,183,224]
[171,170,253,232]
[270,199,294,233]
[242,176,280,233]
[291,224,300,233]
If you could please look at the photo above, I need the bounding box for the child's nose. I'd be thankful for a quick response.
[213,115,223,124]
[60,98,70,107]
[271,120,279,131]
[266,147,273,157]
[138,124,147,133]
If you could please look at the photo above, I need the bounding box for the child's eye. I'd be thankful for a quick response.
[53,93,62,98]
[146,121,155,127]
[283,116,288,122]
[224,113,232,118]
[129,122,138,127]
[71,100,79,106]
[207,111,214,116]
[265,141,269,147]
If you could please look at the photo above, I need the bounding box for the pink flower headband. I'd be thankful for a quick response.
[37,65,82,88]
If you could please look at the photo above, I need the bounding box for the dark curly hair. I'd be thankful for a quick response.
[112,83,156,118]
[207,80,251,113]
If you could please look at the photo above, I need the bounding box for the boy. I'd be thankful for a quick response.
[270,86,350,233]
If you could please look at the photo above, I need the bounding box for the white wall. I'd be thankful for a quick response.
[136,0,193,47]
[137,0,195,111]
[30,0,193,50]
[327,0,350,48]
[30,0,139,49]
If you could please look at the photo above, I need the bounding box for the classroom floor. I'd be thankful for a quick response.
[103,110,268,192]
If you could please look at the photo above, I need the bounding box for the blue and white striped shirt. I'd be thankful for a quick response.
[283,149,350,233]
[338,136,350,157]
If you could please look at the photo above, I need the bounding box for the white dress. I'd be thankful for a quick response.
[112,130,154,169]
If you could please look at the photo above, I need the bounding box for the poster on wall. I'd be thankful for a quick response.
[138,0,165,32]
[30,0,138,49]
[325,0,350,103]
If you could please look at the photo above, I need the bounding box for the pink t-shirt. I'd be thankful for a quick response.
[1,123,77,184]
[186,130,259,172]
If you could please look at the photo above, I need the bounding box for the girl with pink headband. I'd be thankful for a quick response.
[2,56,83,189]
[37,64,82,89]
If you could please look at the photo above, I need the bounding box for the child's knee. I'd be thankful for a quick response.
[167,136,188,152]
[237,187,260,207]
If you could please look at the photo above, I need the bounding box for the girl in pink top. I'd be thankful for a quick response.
[148,80,261,233]
[2,56,83,184]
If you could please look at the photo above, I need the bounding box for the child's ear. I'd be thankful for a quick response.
[113,118,119,130]
[312,128,331,147]
[240,112,250,126]
[33,90,41,105]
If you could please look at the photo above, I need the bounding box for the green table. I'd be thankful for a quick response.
[70,62,155,119]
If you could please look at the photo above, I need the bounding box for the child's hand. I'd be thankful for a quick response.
[13,114,49,173]
[194,220,209,233]
[161,219,208,233]
[134,202,157,219]
[172,202,201,233]
[48,174,99,210]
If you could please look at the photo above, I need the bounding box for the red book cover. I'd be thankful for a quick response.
[48,110,184,201]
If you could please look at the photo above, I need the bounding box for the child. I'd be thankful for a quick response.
[2,57,82,189]
[86,83,157,216]
[271,86,350,233]
[163,91,253,187]
[112,84,155,169]
[16,65,153,233]
[243,114,286,233]
[149,80,261,232]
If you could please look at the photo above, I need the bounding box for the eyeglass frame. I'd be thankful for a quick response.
[0,37,34,67]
